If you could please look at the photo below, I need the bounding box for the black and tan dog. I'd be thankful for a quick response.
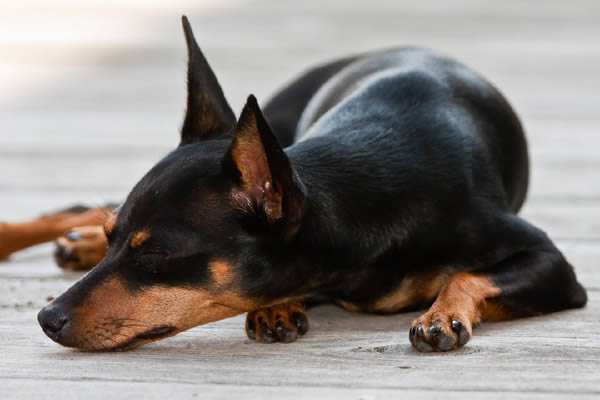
[24,17,591,352]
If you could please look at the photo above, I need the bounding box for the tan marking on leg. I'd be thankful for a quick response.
[410,272,507,352]
[130,230,150,248]
[371,272,450,313]
[426,272,501,326]
[481,300,513,321]
[336,299,362,312]
[0,207,111,259]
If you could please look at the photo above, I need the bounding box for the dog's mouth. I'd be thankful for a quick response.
[135,325,176,340]
[109,325,176,352]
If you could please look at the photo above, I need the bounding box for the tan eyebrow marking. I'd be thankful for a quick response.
[103,214,117,235]
[130,230,151,248]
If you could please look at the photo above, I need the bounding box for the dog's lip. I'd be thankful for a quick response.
[134,325,175,341]
[109,325,176,351]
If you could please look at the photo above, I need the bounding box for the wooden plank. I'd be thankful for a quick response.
[1,298,598,396]
[1,381,596,400]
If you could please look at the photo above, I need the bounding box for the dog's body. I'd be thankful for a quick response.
[268,47,532,303]
[17,17,588,352]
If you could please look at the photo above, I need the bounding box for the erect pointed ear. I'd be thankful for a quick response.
[223,95,305,230]
[180,16,236,145]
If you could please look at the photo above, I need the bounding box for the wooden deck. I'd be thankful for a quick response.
[1,1,599,398]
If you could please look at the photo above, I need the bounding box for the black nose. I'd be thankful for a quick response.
[38,306,70,336]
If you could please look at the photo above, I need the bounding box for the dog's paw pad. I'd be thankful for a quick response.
[54,226,107,270]
[409,313,472,352]
[246,302,308,344]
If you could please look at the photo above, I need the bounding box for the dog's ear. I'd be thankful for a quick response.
[223,95,305,232]
[180,16,235,145]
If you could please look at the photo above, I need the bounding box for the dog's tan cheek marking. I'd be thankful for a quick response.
[209,260,233,286]
[130,230,150,248]
[70,276,261,350]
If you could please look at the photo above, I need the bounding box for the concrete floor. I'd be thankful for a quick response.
[1,1,599,398]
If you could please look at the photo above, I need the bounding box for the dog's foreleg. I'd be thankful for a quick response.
[409,214,587,352]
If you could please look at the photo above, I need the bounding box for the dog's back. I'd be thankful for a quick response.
[266,48,529,215]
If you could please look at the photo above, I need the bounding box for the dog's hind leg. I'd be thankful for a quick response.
[0,204,115,262]
[409,213,587,352]
[53,225,108,270]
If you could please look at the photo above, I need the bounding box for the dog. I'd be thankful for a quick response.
[30,16,591,352]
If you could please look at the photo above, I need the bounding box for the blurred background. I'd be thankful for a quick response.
[0,0,599,253]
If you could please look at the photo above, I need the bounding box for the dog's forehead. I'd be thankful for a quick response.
[145,143,222,190]
[117,141,232,230]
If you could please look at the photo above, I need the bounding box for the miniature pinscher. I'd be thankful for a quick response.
[33,17,588,352]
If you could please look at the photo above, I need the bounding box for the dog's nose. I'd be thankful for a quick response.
[38,306,70,336]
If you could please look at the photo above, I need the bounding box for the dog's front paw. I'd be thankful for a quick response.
[246,302,308,343]
[54,226,107,270]
[409,311,471,352]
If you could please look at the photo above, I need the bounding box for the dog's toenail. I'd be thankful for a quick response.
[428,326,441,336]
[246,318,255,335]
[292,312,309,335]
[260,322,276,343]
[66,231,81,241]
[409,326,416,338]
[416,325,424,337]
[451,320,462,332]
[275,321,285,335]
[261,322,273,336]
[54,245,73,261]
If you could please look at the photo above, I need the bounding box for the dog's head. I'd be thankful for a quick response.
[38,17,307,351]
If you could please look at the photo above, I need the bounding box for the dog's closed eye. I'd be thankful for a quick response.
[136,250,169,271]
